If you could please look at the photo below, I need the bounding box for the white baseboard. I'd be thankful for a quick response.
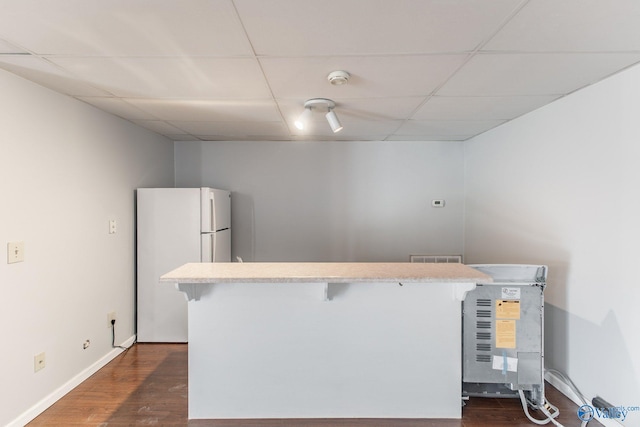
[545,371,584,406]
[7,335,136,427]
[545,371,624,427]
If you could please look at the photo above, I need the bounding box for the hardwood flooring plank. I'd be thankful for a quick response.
[27,343,601,427]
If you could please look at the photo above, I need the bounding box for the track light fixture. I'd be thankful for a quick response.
[325,108,343,132]
[294,98,343,133]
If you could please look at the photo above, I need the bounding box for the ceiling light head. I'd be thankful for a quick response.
[326,109,343,133]
[294,107,312,130]
[327,70,350,86]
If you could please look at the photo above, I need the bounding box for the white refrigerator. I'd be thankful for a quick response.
[136,187,231,342]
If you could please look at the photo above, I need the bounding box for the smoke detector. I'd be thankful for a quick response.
[327,70,350,86]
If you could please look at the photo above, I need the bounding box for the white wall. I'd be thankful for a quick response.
[0,69,174,426]
[464,63,640,416]
[175,140,464,262]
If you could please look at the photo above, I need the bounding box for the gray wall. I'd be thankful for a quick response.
[0,69,174,426]
[175,140,464,262]
[465,62,640,414]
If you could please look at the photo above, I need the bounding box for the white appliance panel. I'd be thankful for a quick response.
[201,233,212,263]
[201,229,231,262]
[137,188,202,342]
[214,229,231,262]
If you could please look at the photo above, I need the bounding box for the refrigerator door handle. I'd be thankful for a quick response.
[200,188,215,233]
[209,197,216,232]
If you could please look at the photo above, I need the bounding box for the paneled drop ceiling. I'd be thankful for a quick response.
[1,0,640,141]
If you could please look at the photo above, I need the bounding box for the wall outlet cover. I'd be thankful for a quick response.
[107,311,116,327]
[34,352,45,372]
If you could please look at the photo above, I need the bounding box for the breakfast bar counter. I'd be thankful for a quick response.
[160,262,491,420]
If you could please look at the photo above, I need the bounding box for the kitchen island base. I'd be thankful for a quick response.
[187,281,471,419]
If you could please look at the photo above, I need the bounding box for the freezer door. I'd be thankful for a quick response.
[201,229,231,262]
[201,188,231,232]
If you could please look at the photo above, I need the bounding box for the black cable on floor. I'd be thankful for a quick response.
[111,319,135,351]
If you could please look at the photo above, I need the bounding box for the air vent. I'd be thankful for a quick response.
[409,255,462,263]
[476,299,491,307]
[476,343,491,352]
[476,332,491,340]
[476,354,492,363]
[476,321,491,329]
[476,310,491,318]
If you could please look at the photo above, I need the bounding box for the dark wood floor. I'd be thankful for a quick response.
[27,343,599,427]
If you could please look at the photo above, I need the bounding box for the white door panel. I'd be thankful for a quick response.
[213,229,231,262]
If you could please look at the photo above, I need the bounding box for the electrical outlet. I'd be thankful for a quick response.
[7,241,25,263]
[107,311,116,327]
[34,352,45,372]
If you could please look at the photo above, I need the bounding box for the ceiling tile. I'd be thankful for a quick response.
[412,95,562,120]
[330,120,404,137]
[337,97,427,120]
[235,0,521,55]
[131,120,188,135]
[168,121,289,137]
[438,53,640,96]
[201,135,295,141]
[0,55,109,96]
[166,134,202,141]
[0,39,28,53]
[387,135,470,141]
[125,99,282,122]
[0,0,252,56]
[395,119,506,136]
[48,57,271,99]
[486,0,640,52]
[261,55,468,99]
[291,135,391,142]
[78,97,158,120]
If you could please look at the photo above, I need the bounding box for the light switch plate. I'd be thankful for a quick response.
[109,220,117,234]
[7,241,25,263]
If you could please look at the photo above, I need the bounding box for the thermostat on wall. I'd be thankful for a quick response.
[431,199,445,208]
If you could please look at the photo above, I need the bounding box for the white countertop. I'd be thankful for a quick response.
[160,262,492,284]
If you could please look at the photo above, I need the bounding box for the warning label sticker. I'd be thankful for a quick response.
[495,320,517,349]
[496,300,520,319]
